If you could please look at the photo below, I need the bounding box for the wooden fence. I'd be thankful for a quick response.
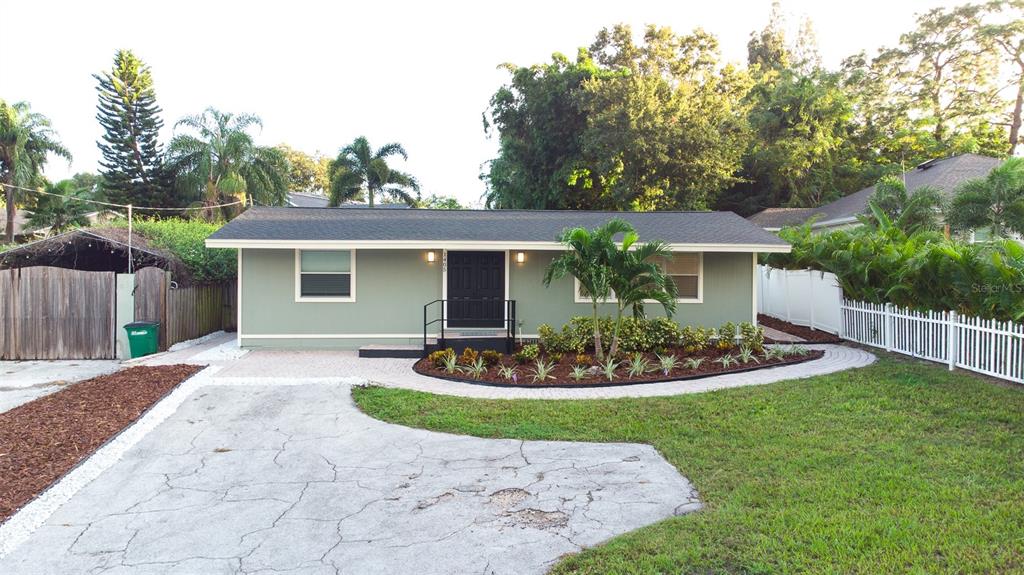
[0,267,116,359]
[134,267,236,351]
[841,299,1024,384]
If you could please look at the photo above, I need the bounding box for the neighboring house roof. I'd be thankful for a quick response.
[748,153,1003,230]
[286,192,411,209]
[287,192,330,208]
[207,207,790,252]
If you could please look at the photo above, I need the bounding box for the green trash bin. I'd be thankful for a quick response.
[125,321,160,358]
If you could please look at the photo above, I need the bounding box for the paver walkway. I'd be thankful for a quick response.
[761,325,805,343]
[0,376,699,575]
[215,344,876,400]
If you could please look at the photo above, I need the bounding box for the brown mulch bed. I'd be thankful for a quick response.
[414,347,824,388]
[758,314,843,344]
[0,364,202,522]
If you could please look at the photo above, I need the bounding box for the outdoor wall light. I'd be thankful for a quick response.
[427,250,436,263]
[515,251,526,264]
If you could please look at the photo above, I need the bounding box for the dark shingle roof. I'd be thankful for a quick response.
[748,153,1002,229]
[747,208,817,229]
[208,207,787,248]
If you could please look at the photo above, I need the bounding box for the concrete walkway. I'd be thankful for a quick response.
[0,374,699,575]
[0,360,121,414]
[215,344,876,400]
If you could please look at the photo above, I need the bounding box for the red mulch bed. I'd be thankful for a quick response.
[0,364,202,522]
[414,347,824,388]
[758,314,843,344]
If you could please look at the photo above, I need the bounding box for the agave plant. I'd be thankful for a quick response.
[762,347,785,362]
[497,364,519,381]
[627,354,652,378]
[601,357,621,382]
[656,353,679,375]
[460,357,488,379]
[569,365,589,382]
[737,345,759,364]
[440,353,460,374]
[716,354,738,368]
[531,359,557,383]
[683,357,705,370]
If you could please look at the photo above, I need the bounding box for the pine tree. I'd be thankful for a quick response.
[94,50,173,208]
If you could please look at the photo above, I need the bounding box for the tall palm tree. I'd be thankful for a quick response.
[328,136,419,207]
[167,108,288,220]
[26,179,93,235]
[543,219,633,361]
[0,100,71,242]
[947,157,1024,240]
[605,234,677,357]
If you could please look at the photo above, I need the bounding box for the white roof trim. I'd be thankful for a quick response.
[206,238,790,253]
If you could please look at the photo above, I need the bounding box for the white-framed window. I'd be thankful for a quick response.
[572,253,703,304]
[294,249,355,302]
[661,253,702,303]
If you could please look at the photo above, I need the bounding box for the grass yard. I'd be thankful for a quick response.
[354,355,1024,574]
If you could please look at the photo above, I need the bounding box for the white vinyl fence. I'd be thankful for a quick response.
[757,265,843,334]
[841,299,1024,384]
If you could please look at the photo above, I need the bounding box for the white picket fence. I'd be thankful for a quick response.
[841,299,1024,384]
[757,265,843,334]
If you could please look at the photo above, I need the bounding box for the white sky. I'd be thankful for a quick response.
[3,0,959,206]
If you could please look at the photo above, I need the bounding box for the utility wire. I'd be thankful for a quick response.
[0,182,246,211]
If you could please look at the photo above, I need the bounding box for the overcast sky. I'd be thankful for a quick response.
[4,0,959,206]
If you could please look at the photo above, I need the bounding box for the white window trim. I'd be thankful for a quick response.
[572,253,703,304]
[294,249,356,303]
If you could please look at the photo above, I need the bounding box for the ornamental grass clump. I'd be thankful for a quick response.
[531,359,557,383]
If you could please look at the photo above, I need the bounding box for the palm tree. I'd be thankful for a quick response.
[328,136,419,207]
[947,157,1024,240]
[26,180,93,235]
[543,219,633,361]
[167,108,288,220]
[606,234,677,357]
[865,175,944,234]
[0,100,71,242]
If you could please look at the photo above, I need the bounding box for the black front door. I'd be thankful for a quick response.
[447,251,505,328]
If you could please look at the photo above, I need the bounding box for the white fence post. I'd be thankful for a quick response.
[784,271,791,322]
[808,270,816,331]
[947,311,957,371]
[884,303,894,352]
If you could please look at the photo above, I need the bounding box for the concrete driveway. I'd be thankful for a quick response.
[0,379,699,574]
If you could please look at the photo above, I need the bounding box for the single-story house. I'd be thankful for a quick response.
[748,154,1002,233]
[205,207,790,355]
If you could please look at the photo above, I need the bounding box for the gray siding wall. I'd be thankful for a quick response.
[239,248,754,349]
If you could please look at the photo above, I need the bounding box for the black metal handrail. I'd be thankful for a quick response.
[423,299,517,355]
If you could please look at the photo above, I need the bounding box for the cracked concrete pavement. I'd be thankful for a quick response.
[0,382,700,574]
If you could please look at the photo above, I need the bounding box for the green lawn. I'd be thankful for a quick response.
[353,355,1024,574]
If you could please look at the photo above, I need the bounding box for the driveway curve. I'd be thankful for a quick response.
[215,344,876,400]
[0,379,699,575]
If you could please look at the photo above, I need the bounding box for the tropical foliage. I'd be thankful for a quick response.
[0,99,70,242]
[94,50,175,208]
[543,219,679,359]
[167,108,289,220]
[328,136,419,207]
[947,156,1024,239]
[763,219,1024,321]
[866,175,945,234]
[107,217,236,282]
[26,180,93,234]
[276,144,330,195]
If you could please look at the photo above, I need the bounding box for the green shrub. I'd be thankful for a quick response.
[537,323,573,354]
[680,326,712,353]
[514,343,539,364]
[110,218,236,283]
[481,350,503,367]
[717,322,737,350]
[427,348,455,368]
[739,322,765,352]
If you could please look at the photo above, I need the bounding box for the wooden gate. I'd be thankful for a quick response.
[0,267,116,359]
[133,267,169,350]
[133,267,236,351]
